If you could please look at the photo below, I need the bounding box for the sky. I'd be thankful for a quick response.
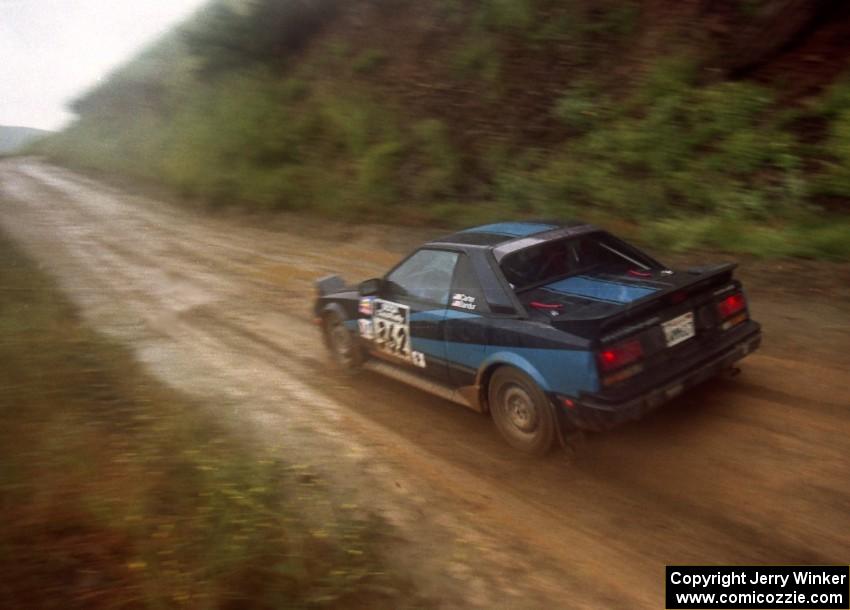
[0,0,209,131]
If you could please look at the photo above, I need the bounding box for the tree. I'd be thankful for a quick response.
[182,0,341,75]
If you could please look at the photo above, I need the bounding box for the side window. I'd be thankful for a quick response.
[386,249,459,305]
[449,254,490,314]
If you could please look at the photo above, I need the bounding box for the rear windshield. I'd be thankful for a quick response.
[500,232,657,291]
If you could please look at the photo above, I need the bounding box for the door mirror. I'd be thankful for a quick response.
[358,278,383,296]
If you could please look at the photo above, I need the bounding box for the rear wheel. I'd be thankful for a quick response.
[323,311,361,371]
[488,367,556,456]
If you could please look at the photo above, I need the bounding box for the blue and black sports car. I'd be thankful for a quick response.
[314,221,761,455]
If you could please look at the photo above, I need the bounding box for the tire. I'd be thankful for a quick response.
[488,367,557,456]
[323,310,362,372]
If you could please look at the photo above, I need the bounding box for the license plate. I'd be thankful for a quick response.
[662,312,695,347]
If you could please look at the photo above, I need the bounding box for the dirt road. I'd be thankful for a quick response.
[1,158,848,608]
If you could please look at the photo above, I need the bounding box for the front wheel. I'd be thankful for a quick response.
[323,311,362,372]
[488,367,557,456]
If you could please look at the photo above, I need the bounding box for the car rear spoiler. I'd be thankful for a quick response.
[552,263,738,339]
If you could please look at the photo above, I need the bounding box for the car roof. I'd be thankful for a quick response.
[428,220,597,256]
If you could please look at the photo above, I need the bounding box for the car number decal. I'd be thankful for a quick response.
[358,318,374,340]
[371,300,426,368]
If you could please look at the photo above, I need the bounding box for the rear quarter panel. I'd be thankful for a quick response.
[479,318,599,396]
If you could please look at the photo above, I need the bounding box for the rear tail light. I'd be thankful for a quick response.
[716,292,748,330]
[597,339,643,373]
[717,292,746,319]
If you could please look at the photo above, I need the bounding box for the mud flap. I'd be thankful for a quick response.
[316,275,346,296]
[553,401,583,452]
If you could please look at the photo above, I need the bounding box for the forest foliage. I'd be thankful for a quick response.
[34,0,850,259]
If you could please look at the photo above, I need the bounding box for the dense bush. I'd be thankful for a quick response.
[184,0,341,74]
[30,1,850,259]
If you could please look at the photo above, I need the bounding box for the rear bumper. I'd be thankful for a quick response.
[559,323,762,432]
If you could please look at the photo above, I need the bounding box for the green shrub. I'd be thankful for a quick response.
[815,73,850,118]
[426,200,513,227]
[790,220,850,260]
[713,129,772,174]
[281,77,309,102]
[358,139,406,206]
[236,167,304,210]
[529,3,586,44]
[410,119,461,199]
[587,2,640,37]
[320,93,385,157]
[353,49,389,74]
[451,37,501,84]
[640,217,716,253]
[690,82,774,141]
[640,216,850,261]
[809,108,850,202]
[183,0,342,73]
[476,0,535,32]
[638,56,699,102]
[552,82,603,134]
[436,0,464,19]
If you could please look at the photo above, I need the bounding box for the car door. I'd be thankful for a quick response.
[361,248,459,383]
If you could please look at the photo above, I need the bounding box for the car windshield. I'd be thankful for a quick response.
[500,233,655,292]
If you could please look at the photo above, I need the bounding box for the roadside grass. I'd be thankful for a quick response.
[0,231,413,608]
[638,216,850,261]
[419,203,850,261]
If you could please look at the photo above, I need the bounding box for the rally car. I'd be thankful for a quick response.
[314,221,761,455]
